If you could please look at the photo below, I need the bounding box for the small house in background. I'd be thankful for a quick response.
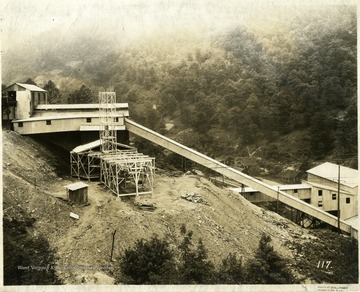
[281,170,301,184]
[235,157,257,170]
[235,157,258,175]
[65,182,89,204]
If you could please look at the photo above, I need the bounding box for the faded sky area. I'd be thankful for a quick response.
[1,0,355,51]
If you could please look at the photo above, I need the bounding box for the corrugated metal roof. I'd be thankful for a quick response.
[15,83,47,92]
[72,140,102,153]
[278,184,311,191]
[229,187,258,193]
[36,103,128,110]
[65,182,88,191]
[307,162,358,188]
[13,116,126,123]
[230,184,311,193]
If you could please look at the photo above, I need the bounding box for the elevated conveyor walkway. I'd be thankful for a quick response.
[124,118,357,237]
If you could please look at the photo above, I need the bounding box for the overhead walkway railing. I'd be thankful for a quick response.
[125,118,357,236]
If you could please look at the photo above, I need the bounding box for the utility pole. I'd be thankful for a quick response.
[337,164,341,233]
[110,230,117,261]
[276,186,279,214]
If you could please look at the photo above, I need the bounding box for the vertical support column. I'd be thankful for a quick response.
[116,163,119,197]
[87,155,91,181]
[77,154,80,179]
[99,92,118,153]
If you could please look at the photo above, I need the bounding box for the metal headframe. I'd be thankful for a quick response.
[99,92,117,152]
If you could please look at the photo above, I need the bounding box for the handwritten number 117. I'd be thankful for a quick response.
[317,261,331,269]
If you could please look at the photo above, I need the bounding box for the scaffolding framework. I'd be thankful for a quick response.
[70,150,102,181]
[100,150,155,197]
[70,92,155,198]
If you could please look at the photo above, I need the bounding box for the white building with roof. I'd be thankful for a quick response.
[229,162,358,220]
[5,82,47,119]
[305,162,358,220]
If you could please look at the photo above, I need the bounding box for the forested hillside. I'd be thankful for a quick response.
[3,5,357,172]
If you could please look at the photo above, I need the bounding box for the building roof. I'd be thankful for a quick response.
[36,103,128,110]
[307,162,358,188]
[344,215,358,230]
[9,83,47,92]
[236,157,257,167]
[71,139,135,153]
[228,187,258,193]
[72,140,102,153]
[65,182,89,191]
[281,170,301,178]
[13,114,127,123]
[278,184,311,191]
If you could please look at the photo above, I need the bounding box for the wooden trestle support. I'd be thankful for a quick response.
[71,146,155,197]
[71,91,155,197]
[70,150,102,181]
[100,149,155,197]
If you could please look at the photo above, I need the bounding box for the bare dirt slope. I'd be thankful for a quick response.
[3,130,314,284]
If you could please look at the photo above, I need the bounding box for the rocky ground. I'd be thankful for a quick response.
[2,130,357,285]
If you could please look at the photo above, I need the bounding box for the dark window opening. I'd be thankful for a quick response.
[318,201,323,207]
[114,117,119,122]
[332,194,337,200]
[318,190,323,196]
[294,189,298,193]
[327,210,338,217]
[18,122,23,127]
[86,118,92,123]
[46,120,51,125]
[346,198,351,204]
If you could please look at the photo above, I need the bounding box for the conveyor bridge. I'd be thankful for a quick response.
[124,118,357,238]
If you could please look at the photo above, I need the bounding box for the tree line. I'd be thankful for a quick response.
[115,224,298,285]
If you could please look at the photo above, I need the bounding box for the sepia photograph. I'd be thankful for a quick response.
[1,0,359,291]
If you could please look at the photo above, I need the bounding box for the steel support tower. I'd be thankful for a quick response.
[98,92,155,197]
[99,92,117,152]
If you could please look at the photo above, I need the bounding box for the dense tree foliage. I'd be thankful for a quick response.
[217,252,244,284]
[178,229,216,284]
[43,80,62,104]
[116,228,299,285]
[244,234,297,284]
[24,78,37,85]
[118,235,177,284]
[3,217,61,285]
[67,85,96,104]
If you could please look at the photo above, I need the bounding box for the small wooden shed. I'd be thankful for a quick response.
[65,182,89,204]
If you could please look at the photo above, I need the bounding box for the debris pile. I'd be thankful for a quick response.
[136,202,157,211]
[181,193,209,205]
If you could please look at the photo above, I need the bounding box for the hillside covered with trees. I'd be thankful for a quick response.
[2,5,357,173]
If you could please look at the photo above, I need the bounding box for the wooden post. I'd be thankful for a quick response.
[276,186,279,213]
[110,230,116,261]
